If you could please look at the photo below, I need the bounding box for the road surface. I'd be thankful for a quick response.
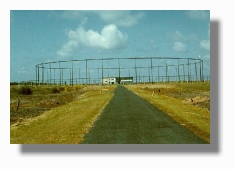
[82,85,207,144]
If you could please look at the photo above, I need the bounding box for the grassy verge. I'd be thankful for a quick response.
[83,86,207,144]
[10,85,85,124]
[126,83,210,143]
[136,82,210,110]
[10,85,115,144]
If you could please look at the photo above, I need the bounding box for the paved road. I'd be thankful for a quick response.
[82,85,207,144]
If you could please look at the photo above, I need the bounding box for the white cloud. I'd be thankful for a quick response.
[173,31,185,41]
[173,42,187,52]
[168,30,198,42]
[57,40,78,57]
[200,40,210,51]
[17,67,30,74]
[58,24,128,57]
[186,10,209,20]
[96,11,144,27]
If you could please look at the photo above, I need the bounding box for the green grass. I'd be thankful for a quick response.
[10,86,115,144]
[126,82,210,143]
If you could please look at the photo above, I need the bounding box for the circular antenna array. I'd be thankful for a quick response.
[35,57,206,85]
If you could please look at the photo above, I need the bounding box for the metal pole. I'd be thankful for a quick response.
[135,58,137,84]
[188,58,190,82]
[102,59,103,85]
[47,67,48,86]
[70,68,72,85]
[178,59,180,82]
[189,64,191,82]
[49,63,51,86]
[88,69,90,84]
[166,62,168,82]
[151,57,153,84]
[118,58,120,84]
[200,60,203,81]
[86,59,88,84]
[35,65,38,86]
[148,67,150,83]
[62,68,64,85]
[38,65,40,86]
[54,69,55,85]
[98,68,100,84]
[42,63,44,85]
[79,68,80,84]
[202,60,204,81]
[158,66,160,82]
[195,62,198,81]
[71,61,74,86]
[59,62,61,86]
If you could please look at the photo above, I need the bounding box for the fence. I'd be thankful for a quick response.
[34,57,208,86]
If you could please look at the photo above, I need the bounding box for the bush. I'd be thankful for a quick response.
[59,86,65,91]
[51,87,60,94]
[18,86,33,95]
[65,86,73,92]
[75,86,81,91]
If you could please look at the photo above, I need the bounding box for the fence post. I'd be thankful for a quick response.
[16,100,20,111]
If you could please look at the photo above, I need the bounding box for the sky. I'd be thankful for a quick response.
[10,10,210,82]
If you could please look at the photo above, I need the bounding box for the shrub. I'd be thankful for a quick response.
[51,87,60,94]
[58,86,65,91]
[65,86,73,92]
[18,86,33,95]
[75,86,82,91]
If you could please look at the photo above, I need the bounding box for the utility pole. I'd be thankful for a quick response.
[86,59,88,84]
[102,59,103,85]
[118,58,120,84]
[188,58,190,82]
[135,58,137,84]
[151,57,153,84]
[42,63,44,85]
[49,63,51,86]
[71,61,74,86]
[35,65,38,86]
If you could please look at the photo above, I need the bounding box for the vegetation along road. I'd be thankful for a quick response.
[82,85,207,144]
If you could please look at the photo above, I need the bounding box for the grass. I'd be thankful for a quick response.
[126,82,210,143]
[83,85,207,144]
[10,83,210,143]
[10,85,85,124]
[136,82,210,110]
[10,85,115,144]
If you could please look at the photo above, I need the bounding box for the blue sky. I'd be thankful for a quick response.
[10,10,210,82]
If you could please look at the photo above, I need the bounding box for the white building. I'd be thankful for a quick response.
[102,77,117,85]
[120,79,133,84]
[101,77,133,85]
